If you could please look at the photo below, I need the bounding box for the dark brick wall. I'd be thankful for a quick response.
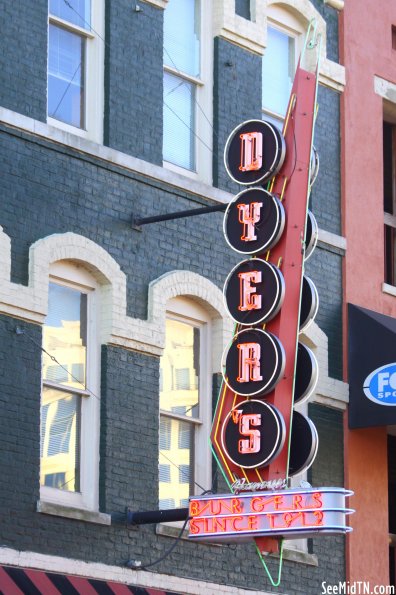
[0,124,241,317]
[0,1,346,592]
[0,0,164,163]
[311,85,341,236]
[308,404,345,586]
[213,46,342,238]
[310,0,339,63]
[235,0,251,20]
[305,245,343,380]
[309,404,344,487]
[0,0,47,121]
[100,345,159,513]
[104,0,164,164]
[0,316,345,593]
[213,38,263,192]
[0,316,41,519]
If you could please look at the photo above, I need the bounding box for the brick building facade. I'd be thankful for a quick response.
[0,0,349,593]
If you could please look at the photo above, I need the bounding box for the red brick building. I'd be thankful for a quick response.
[342,0,396,585]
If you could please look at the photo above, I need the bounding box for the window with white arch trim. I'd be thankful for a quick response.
[262,6,305,128]
[159,296,212,510]
[40,261,101,511]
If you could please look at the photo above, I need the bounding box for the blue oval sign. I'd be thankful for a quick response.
[363,363,396,406]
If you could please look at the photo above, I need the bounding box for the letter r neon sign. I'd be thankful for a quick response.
[237,342,263,383]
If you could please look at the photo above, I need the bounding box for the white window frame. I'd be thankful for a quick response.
[47,0,105,143]
[163,0,213,185]
[384,211,396,288]
[159,296,212,511]
[262,7,304,127]
[383,117,396,289]
[40,261,101,511]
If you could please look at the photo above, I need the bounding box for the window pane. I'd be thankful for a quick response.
[49,0,91,29]
[40,387,81,492]
[175,368,190,391]
[163,72,195,170]
[179,464,191,483]
[159,464,171,483]
[159,417,194,509]
[159,498,175,509]
[48,24,85,128]
[178,421,193,449]
[164,0,200,77]
[43,282,87,388]
[262,27,295,117]
[159,417,171,450]
[160,318,200,418]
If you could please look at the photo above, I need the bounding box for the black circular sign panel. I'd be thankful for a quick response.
[222,328,285,397]
[288,412,319,477]
[294,342,319,404]
[224,120,286,185]
[304,210,318,261]
[224,258,285,326]
[221,400,286,469]
[223,187,286,255]
[299,276,319,333]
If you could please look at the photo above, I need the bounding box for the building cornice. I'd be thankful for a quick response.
[0,107,230,206]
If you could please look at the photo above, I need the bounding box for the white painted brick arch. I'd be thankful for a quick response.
[0,227,346,401]
[0,229,233,368]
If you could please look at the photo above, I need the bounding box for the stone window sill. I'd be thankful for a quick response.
[383,282,396,297]
[37,500,111,525]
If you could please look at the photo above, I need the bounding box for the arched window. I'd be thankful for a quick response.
[40,261,101,511]
[159,297,212,509]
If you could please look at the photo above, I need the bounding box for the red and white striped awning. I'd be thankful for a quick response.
[0,565,182,595]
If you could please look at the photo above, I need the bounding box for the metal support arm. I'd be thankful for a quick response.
[126,507,189,526]
[131,204,227,230]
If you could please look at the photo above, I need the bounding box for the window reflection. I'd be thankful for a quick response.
[50,0,91,29]
[48,24,85,128]
[163,72,195,170]
[43,283,87,388]
[41,282,87,493]
[159,318,200,509]
[262,27,295,120]
[163,0,200,171]
[164,0,200,77]
[40,388,81,492]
